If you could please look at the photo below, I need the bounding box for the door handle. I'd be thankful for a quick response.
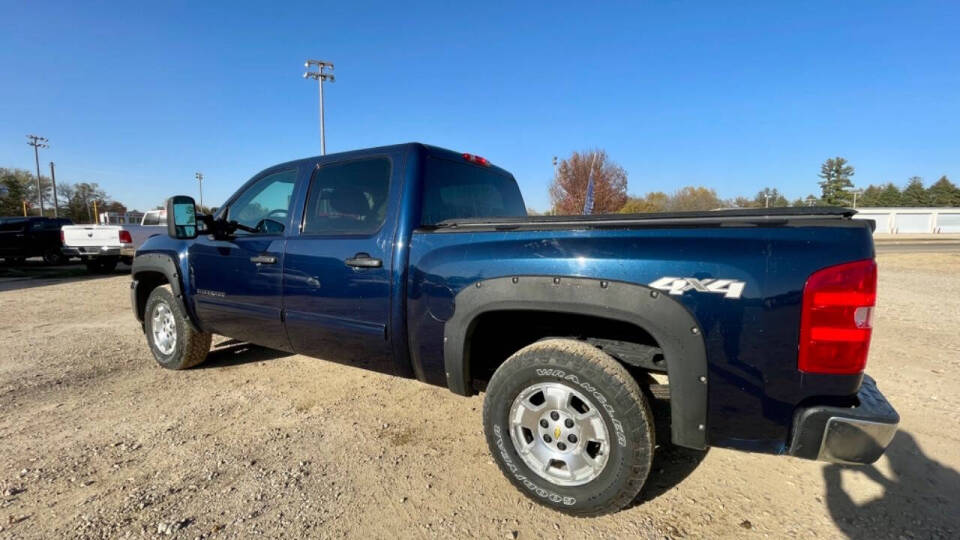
[250,254,277,265]
[345,252,382,268]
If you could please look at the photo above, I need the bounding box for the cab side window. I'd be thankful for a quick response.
[302,158,391,235]
[227,169,297,234]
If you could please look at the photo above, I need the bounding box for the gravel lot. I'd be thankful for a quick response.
[1,252,958,539]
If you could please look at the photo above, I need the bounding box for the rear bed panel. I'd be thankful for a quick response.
[407,221,875,453]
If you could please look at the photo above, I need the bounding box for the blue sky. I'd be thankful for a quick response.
[1,1,957,212]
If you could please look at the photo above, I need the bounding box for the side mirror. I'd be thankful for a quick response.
[165,195,198,239]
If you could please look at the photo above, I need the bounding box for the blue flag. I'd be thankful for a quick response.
[582,156,597,215]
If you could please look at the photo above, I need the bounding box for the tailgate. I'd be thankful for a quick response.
[62,226,122,247]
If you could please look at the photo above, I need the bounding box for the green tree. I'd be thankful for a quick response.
[873,183,901,206]
[901,177,928,206]
[1,171,30,216]
[818,157,855,206]
[618,192,669,213]
[731,196,759,208]
[549,150,628,214]
[666,186,723,211]
[59,182,109,223]
[858,185,883,207]
[753,187,789,208]
[927,175,960,206]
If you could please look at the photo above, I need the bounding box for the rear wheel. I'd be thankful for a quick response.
[42,248,67,265]
[483,338,655,516]
[144,285,211,369]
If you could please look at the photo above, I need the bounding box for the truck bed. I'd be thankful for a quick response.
[428,207,862,231]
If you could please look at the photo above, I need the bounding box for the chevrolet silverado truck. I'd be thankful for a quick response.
[62,209,166,273]
[129,143,898,516]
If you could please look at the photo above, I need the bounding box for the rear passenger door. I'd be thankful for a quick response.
[282,154,400,372]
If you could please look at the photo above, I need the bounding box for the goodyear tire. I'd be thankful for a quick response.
[144,285,211,370]
[483,338,655,516]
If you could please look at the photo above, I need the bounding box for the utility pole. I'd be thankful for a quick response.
[303,60,335,155]
[49,162,59,218]
[26,135,48,216]
[195,172,204,210]
[846,188,863,209]
[763,193,771,208]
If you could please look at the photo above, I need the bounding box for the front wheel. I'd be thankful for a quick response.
[144,285,211,369]
[483,338,655,517]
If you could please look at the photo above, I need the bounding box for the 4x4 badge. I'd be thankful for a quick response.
[649,277,746,299]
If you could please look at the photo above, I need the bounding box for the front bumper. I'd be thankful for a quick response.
[788,375,899,464]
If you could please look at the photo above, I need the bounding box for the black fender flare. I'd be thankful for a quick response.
[443,275,708,450]
[130,252,202,330]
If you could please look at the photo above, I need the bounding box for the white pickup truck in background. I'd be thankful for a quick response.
[61,210,166,273]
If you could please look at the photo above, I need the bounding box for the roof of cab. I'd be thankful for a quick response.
[274,143,513,177]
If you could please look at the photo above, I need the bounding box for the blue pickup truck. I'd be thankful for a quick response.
[130,143,898,516]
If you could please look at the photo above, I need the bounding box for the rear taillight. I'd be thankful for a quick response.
[798,259,877,374]
[60,230,65,244]
[119,230,133,244]
[462,153,490,166]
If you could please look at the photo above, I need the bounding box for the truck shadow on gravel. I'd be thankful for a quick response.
[630,396,709,506]
[198,339,295,369]
[823,430,960,539]
[0,260,129,292]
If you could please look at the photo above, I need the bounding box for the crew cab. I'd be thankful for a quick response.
[62,209,166,273]
[129,143,898,516]
[0,216,74,265]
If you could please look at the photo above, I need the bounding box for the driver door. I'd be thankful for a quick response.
[189,167,299,351]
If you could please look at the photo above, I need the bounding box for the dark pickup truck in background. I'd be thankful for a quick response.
[129,143,898,516]
[0,216,73,265]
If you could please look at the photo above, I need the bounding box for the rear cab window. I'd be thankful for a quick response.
[420,155,526,226]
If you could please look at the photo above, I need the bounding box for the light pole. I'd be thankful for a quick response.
[303,59,335,155]
[49,162,59,218]
[26,135,48,216]
[195,172,204,210]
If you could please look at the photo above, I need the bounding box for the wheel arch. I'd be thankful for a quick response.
[443,275,708,450]
[131,253,201,330]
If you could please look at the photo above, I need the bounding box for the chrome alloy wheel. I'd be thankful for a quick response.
[508,382,611,486]
[151,302,177,355]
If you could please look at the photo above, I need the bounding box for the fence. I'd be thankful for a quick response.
[852,207,960,234]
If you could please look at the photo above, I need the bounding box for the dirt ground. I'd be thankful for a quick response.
[0,252,958,539]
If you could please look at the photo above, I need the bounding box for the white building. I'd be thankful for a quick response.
[853,207,960,234]
[98,211,145,225]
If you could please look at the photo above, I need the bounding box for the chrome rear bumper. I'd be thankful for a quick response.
[788,375,899,465]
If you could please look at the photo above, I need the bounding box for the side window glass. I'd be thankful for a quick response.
[228,169,297,235]
[142,212,160,226]
[302,158,391,235]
